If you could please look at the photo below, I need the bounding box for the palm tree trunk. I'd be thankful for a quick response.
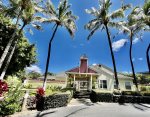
[129,34,138,90]
[43,25,59,90]
[146,44,150,73]
[105,25,119,89]
[0,8,23,69]
[0,23,26,80]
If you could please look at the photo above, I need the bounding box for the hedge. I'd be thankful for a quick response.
[90,90,113,103]
[36,92,72,111]
[90,90,150,104]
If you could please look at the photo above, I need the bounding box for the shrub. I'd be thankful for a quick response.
[24,84,32,89]
[26,96,36,109]
[37,87,45,96]
[0,80,8,97]
[35,92,71,111]
[122,91,141,96]
[113,89,121,95]
[140,86,147,91]
[0,84,24,115]
[6,75,21,86]
[43,93,70,110]
[90,91,98,103]
[90,90,113,103]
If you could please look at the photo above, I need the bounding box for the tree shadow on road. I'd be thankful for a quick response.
[64,107,88,117]
[77,98,94,106]
[132,103,150,111]
[36,110,56,117]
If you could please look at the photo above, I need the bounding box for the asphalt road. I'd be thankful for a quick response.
[35,101,150,117]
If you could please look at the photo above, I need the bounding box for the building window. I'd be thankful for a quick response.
[125,82,131,90]
[99,80,107,89]
[114,81,117,89]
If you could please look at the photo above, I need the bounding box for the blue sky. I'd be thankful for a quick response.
[25,0,149,74]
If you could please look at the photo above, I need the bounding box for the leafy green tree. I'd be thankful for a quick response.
[85,0,130,89]
[28,71,42,79]
[0,0,42,79]
[0,14,37,78]
[40,0,77,90]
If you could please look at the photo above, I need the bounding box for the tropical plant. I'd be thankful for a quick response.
[40,0,77,90]
[112,8,148,90]
[143,0,150,73]
[85,0,130,89]
[146,44,150,72]
[0,0,42,80]
[128,0,150,72]
[0,15,37,79]
[0,83,24,115]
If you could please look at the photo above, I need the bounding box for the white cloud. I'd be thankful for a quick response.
[133,38,139,44]
[25,65,42,73]
[138,57,143,61]
[112,39,128,52]
[132,58,135,62]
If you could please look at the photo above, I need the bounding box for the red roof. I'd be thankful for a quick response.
[66,55,97,74]
[66,67,97,73]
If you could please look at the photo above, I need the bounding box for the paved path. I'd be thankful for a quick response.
[14,98,150,117]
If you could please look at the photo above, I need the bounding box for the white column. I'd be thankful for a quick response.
[73,74,75,87]
[90,74,92,91]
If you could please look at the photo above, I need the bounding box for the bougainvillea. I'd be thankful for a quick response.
[0,80,8,97]
[36,87,45,96]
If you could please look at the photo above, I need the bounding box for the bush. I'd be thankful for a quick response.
[122,91,141,96]
[0,80,8,97]
[0,84,24,115]
[36,92,71,111]
[90,91,98,103]
[26,96,36,109]
[90,90,113,103]
[140,86,147,91]
[6,75,21,86]
[24,84,32,89]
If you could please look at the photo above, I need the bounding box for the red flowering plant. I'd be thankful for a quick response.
[36,87,45,96]
[0,80,8,97]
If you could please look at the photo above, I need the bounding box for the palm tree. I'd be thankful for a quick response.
[85,0,130,89]
[143,0,150,73]
[114,8,147,90]
[40,0,77,90]
[0,0,43,80]
[146,44,150,72]
[127,1,150,73]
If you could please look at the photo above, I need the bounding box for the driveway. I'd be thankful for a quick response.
[15,98,150,117]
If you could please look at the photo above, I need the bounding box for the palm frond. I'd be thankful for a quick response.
[109,9,124,19]
[85,7,100,17]
[87,23,101,40]
[84,19,101,30]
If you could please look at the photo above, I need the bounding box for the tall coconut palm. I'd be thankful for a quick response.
[85,0,130,89]
[127,1,150,73]
[143,0,150,73]
[0,0,43,80]
[113,8,147,90]
[146,44,150,72]
[40,0,77,90]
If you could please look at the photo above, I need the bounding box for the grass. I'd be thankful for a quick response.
[24,80,66,89]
